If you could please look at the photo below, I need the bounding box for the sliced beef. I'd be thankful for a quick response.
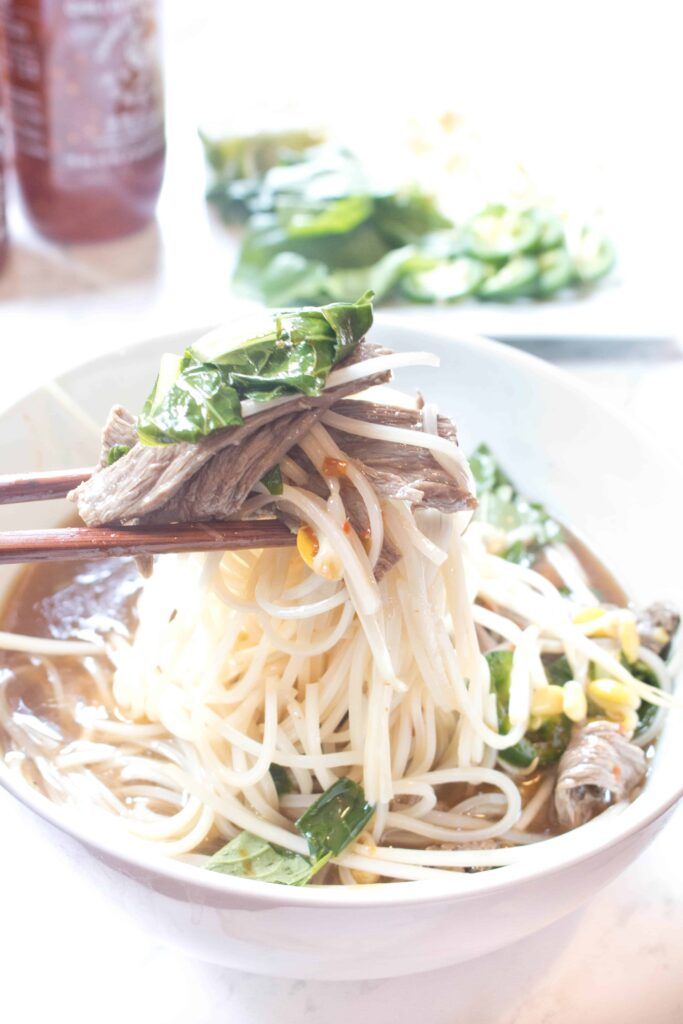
[70,343,391,527]
[636,601,680,658]
[330,399,459,441]
[325,399,476,513]
[141,410,319,525]
[554,719,647,829]
[98,406,137,467]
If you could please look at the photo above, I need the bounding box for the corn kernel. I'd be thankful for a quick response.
[618,613,640,663]
[296,525,319,569]
[562,680,588,722]
[588,678,641,711]
[530,685,565,718]
[350,868,381,885]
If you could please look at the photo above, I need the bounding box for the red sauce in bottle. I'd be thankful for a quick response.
[3,0,165,243]
[0,56,8,268]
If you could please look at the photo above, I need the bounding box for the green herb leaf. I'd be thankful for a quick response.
[486,650,571,767]
[622,655,661,738]
[201,128,326,222]
[137,352,244,446]
[526,715,572,766]
[487,649,514,728]
[201,128,325,177]
[256,251,330,306]
[487,648,538,768]
[269,763,293,795]
[137,296,373,446]
[279,194,373,238]
[106,445,130,465]
[545,654,574,687]
[471,444,562,566]
[470,443,513,492]
[373,191,452,245]
[322,245,417,303]
[206,831,316,885]
[261,465,284,496]
[296,777,375,860]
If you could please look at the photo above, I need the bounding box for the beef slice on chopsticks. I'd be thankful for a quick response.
[69,346,476,580]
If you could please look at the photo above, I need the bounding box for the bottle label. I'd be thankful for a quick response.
[6,0,165,187]
[0,103,7,252]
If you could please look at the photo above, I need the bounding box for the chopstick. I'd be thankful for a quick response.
[0,468,93,504]
[0,521,296,565]
[0,468,297,564]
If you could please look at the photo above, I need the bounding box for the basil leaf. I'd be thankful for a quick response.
[471,443,562,566]
[257,252,330,306]
[545,654,573,687]
[486,650,570,768]
[470,443,513,493]
[234,215,392,301]
[500,737,539,769]
[137,296,373,446]
[296,777,374,860]
[107,445,130,465]
[279,194,373,238]
[487,649,514,730]
[269,763,293,795]
[373,191,452,246]
[323,245,418,303]
[206,831,315,886]
[204,132,614,309]
[202,128,324,178]
[261,465,283,496]
[486,650,535,767]
[526,715,572,766]
[623,655,661,738]
[137,352,243,446]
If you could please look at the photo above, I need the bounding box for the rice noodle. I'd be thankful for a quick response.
[0,372,676,886]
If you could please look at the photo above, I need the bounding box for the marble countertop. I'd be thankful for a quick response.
[1,74,682,1024]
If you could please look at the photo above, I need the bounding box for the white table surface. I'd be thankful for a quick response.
[1,70,683,1024]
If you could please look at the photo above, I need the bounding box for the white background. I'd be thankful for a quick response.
[0,2,682,1020]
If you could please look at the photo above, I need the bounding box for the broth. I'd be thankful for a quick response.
[0,530,630,856]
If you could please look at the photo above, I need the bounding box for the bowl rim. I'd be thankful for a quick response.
[0,314,681,909]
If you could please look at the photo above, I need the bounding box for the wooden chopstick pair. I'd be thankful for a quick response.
[0,469,294,565]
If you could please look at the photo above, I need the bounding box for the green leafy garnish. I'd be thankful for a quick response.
[471,444,562,566]
[295,777,375,860]
[206,776,375,887]
[488,650,537,767]
[203,136,452,306]
[203,130,615,307]
[106,445,130,465]
[206,832,317,885]
[487,650,571,768]
[269,763,293,794]
[525,715,572,767]
[136,294,373,445]
[202,128,326,222]
[623,655,661,738]
[260,465,284,496]
[544,654,574,688]
[137,353,243,446]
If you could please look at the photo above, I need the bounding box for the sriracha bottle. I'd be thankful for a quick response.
[3,0,165,243]
[0,46,8,269]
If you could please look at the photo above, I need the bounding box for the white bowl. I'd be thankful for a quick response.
[0,319,680,981]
